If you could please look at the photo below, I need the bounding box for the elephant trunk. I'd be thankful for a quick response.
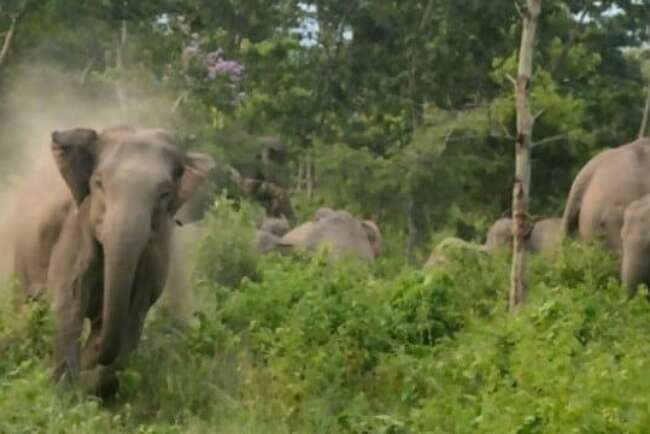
[621,245,650,298]
[97,207,151,366]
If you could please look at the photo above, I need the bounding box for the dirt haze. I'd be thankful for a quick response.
[0,61,179,283]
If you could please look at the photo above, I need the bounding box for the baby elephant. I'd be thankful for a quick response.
[621,195,650,297]
[484,217,562,254]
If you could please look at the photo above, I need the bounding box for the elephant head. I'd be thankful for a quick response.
[485,217,513,253]
[51,126,214,365]
[621,196,650,298]
[259,216,290,237]
[313,207,335,222]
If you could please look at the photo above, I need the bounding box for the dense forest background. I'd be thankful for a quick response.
[2,0,648,259]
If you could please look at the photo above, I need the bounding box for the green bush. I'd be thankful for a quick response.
[2,240,650,434]
[194,193,265,289]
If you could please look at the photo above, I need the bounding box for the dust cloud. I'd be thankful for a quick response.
[0,60,180,283]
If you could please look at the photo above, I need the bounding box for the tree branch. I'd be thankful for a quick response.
[532,107,546,123]
[0,16,18,69]
[532,134,565,148]
[79,56,95,85]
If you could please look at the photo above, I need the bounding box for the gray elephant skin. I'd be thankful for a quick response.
[256,216,291,254]
[10,125,214,397]
[562,137,650,251]
[621,195,650,297]
[485,217,562,254]
[278,209,382,262]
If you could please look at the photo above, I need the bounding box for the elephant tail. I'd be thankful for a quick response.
[561,152,606,240]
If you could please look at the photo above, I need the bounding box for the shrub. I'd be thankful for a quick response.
[194,193,265,289]
[2,240,649,434]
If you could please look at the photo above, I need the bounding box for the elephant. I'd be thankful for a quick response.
[174,137,295,224]
[258,216,290,237]
[256,230,284,254]
[278,209,382,262]
[254,216,291,254]
[562,137,650,251]
[484,217,514,254]
[484,216,561,254]
[10,125,215,397]
[621,195,650,297]
[529,218,562,253]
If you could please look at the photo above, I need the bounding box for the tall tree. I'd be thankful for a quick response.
[510,0,542,311]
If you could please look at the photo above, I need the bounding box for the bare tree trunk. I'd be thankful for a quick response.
[0,15,18,69]
[404,0,435,263]
[510,0,542,311]
[640,84,650,139]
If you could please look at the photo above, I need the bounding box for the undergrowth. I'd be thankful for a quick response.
[4,237,650,433]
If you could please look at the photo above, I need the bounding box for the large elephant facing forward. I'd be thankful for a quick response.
[562,137,650,251]
[11,125,214,397]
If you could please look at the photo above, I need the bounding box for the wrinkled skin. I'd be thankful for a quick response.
[484,216,561,254]
[278,210,382,262]
[11,125,214,397]
[621,195,650,297]
[562,138,650,251]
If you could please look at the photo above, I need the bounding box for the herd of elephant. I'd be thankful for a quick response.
[2,124,650,399]
[430,135,650,301]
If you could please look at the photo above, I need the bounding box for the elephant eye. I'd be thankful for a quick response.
[94,179,103,190]
[159,191,172,203]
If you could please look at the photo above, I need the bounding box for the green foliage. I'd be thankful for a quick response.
[194,193,264,289]
[3,240,647,433]
[4,1,650,433]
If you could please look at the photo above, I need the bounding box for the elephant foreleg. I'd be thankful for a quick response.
[123,287,156,358]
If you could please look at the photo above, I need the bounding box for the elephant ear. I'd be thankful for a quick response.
[51,128,99,205]
[361,220,382,257]
[172,152,216,215]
